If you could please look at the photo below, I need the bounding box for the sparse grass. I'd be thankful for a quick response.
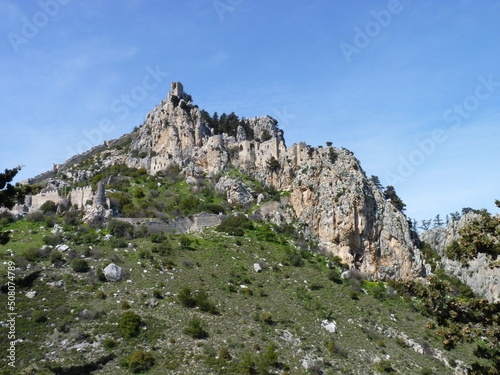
[0,217,477,374]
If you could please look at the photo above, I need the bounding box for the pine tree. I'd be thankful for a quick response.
[433,214,444,227]
[383,185,406,211]
[370,175,383,191]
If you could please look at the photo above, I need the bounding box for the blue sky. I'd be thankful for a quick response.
[1,0,499,223]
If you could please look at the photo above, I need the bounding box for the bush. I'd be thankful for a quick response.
[119,311,142,338]
[376,360,395,373]
[107,219,134,238]
[25,211,44,222]
[126,350,155,373]
[71,259,90,273]
[32,311,48,323]
[184,316,208,339]
[178,287,196,308]
[49,250,63,264]
[194,289,217,314]
[42,234,63,246]
[102,338,117,349]
[40,200,57,214]
[327,268,342,284]
[215,215,253,236]
[23,247,41,262]
[219,347,231,360]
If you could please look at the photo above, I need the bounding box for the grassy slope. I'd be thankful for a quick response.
[0,217,478,375]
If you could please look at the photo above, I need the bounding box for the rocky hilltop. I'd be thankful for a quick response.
[421,213,500,301]
[22,82,428,281]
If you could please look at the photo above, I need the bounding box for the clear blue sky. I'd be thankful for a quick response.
[1,0,499,223]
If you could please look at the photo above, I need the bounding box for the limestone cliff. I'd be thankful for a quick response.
[24,82,428,282]
[117,82,427,280]
[421,213,500,301]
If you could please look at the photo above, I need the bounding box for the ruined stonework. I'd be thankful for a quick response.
[29,190,63,211]
[24,82,428,282]
[68,186,94,209]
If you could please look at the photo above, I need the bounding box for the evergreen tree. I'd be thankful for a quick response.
[433,214,444,227]
[370,175,383,191]
[450,211,461,222]
[383,185,406,211]
[0,166,28,209]
[419,219,432,231]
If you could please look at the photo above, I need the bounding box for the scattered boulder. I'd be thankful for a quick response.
[253,263,262,273]
[103,263,122,282]
[321,320,337,334]
[145,298,159,308]
[55,244,70,252]
[26,291,37,299]
[215,176,253,206]
[257,193,265,205]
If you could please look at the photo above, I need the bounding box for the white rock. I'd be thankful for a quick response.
[103,263,122,282]
[253,263,262,273]
[321,320,337,334]
[26,291,37,299]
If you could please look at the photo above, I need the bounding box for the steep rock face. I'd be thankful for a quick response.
[121,82,426,280]
[29,82,427,282]
[421,214,500,301]
[266,147,427,280]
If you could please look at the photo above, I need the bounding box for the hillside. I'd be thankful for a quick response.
[1,82,500,374]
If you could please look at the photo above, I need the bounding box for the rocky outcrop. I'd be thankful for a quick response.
[25,82,428,282]
[103,263,122,282]
[421,213,500,301]
[215,176,254,206]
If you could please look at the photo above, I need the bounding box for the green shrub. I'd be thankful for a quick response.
[219,347,231,360]
[376,360,395,373]
[26,211,45,222]
[42,234,63,246]
[95,290,106,299]
[119,311,142,338]
[126,350,155,373]
[194,289,217,314]
[184,316,208,339]
[23,247,41,262]
[32,311,48,323]
[215,215,253,236]
[71,259,90,273]
[178,287,196,308]
[327,268,342,284]
[107,219,134,238]
[49,250,63,264]
[102,338,117,349]
[40,200,57,214]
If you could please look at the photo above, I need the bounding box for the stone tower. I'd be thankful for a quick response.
[94,181,106,206]
[171,81,184,97]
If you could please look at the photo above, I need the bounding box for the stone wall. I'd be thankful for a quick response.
[30,190,62,210]
[68,186,94,209]
[114,212,260,235]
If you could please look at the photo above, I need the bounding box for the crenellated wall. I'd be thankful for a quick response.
[30,190,62,210]
[68,186,94,209]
